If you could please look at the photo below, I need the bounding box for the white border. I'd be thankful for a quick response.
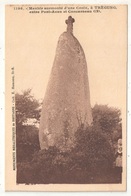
[0,0,131,195]
[0,2,5,196]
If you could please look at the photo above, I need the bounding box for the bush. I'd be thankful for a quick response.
[16,125,40,162]
[17,162,34,184]
[17,146,62,184]
[17,125,116,184]
[74,125,115,173]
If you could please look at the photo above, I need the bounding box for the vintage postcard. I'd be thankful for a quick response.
[5,4,127,191]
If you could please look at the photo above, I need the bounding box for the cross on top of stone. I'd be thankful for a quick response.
[65,16,75,34]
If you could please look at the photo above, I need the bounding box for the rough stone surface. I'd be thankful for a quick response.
[39,18,92,150]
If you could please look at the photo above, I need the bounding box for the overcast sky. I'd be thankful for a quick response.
[6,5,127,111]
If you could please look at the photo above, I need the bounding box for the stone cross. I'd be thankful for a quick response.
[65,16,75,34]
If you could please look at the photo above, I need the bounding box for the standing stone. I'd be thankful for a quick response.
[39,16,93,150]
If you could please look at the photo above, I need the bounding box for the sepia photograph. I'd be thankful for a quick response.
[5,4,127,191]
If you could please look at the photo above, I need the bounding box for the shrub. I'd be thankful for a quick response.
[17,147,58,184]
[74,124,115,173]
[17,162,34,184]
[17,125,116,184]
[16,125,40,162]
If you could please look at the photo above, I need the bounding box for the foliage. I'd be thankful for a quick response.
[92,104,122,141]
[15,89,41,162]
[17,162,34,184]
[17,147,76,184]
[16,99,122,184]
[16,125,40,162]
[15,89,41,126]
[17,146,60,184]
[74,124,115,172]
[17,124,116,184]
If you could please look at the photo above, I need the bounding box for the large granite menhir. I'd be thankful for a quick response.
[39,16,93,150]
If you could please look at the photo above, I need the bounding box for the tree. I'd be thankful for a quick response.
[92,104,122,141]
[15,89,41,126]
[15,89,41,162]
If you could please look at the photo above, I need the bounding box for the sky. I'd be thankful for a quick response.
[6,5,127,111]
